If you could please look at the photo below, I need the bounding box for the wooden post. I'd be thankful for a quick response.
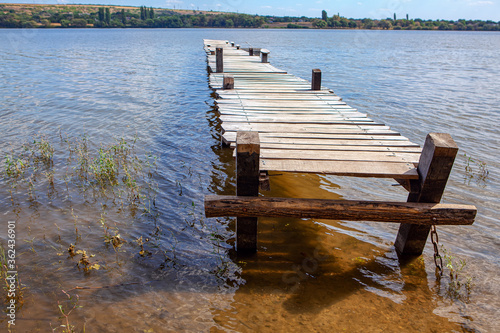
[236,131,260,253]
[216,47,223,73]
[249,48,254,56]
[231,41,235,47]
[223,75,234,89]
[395,133,458,255]
[312,69,322,90]
[236,44,240,50]
[261,49,269,63]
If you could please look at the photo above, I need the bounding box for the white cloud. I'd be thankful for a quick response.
[261,5,272,9]
[468,1,494,5]
[165,0,183,5]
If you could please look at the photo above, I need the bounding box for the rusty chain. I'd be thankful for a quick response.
[430,225,443,275]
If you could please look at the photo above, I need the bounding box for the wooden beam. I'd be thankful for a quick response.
[312,69,322,91]
[223,75,234,89]
[216,47,223,73]
[395,133,459,255]
[236,131,260,253]
[205,195,476,225]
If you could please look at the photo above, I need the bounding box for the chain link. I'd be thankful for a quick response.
[430,225,443,275]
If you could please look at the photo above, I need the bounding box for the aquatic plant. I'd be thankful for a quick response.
[75,249,100,273]
[51,290,83,333]
[440,246,474,303]
[463,152,489,185]
[0,245,25,312]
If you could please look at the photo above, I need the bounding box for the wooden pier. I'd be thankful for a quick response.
[203,39,476,256]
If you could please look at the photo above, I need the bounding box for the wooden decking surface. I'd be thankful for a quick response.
[204,39,421,179]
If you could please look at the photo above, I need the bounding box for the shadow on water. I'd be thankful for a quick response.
[206,169,476,332]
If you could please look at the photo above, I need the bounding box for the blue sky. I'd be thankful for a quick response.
[6,0,500,20]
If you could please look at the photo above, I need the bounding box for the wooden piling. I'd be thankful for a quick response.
[261,49,270,63]
[395,133,458,255]
[312,69,322,91]
[236,45,240,50]
[223,75,234,90]
[231,41,235,47]
[216,47,223,73]
[236,131,260,253]
[249,48,254,56]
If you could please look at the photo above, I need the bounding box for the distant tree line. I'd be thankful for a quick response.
[0,5,265,28]
[309,10,500,31]
[0,5,498,31]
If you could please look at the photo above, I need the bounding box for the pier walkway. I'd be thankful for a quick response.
[204,39,421,179]
[203,39,476,256]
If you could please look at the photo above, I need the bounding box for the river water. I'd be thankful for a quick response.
[0,28,499,332]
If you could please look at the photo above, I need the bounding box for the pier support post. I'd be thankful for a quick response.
[261,49,270,63]
[395,133,458,256]
[236,131,260,253]
[236,45,240,50]
[223,75,234,89]
[249,48,254,56]
[231,41,235,47]
[216,47,223,73]
[312,69,322,90]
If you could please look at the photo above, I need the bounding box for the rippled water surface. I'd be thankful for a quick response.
[0,29,499,332]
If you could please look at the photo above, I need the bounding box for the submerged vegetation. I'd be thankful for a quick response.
[436,246,475,303]
[0,4,498,30]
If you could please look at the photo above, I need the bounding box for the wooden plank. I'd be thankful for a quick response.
[258,149,421,163]
[223,132,416,143]
[395,133,459,255]
[259,159,419,179]
[255,143,422,153]
[205,195,477,225]
[221,124,395,134]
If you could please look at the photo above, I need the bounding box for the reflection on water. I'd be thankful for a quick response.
[0,29,498,332]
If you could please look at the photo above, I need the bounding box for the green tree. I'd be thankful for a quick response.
[60,19,70,28]
[105,8,110,24]
[322,10,327,21]
[98,8,104,22]
[72,18,87,28]
[121,9,126,25]
[379,19,392,29]
[394,13,396,21]
[140,6,145,20]
[149,7,154,19]
[313,19,327,28]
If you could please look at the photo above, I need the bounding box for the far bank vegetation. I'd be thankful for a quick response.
[0,4,499,31]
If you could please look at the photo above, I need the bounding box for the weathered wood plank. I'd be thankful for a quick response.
[257,149,421,163]
[205,195,477,225]
[223,132,416,143]
[259,159,419,179]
